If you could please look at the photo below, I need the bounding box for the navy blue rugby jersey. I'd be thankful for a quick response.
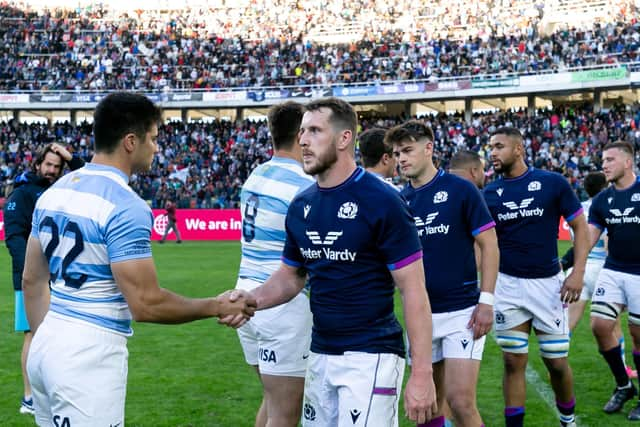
[282,167,423,357]
[589,177,640,275]
[484,167,583,278]
[402,170,495,313]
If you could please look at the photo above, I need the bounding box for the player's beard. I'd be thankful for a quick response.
[492,158,512,175]
[303,138,338,176]
[606,168,625,185]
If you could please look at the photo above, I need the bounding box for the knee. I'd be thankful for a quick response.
[503,352,528,374]
[447,392,477,420]
[543,357,569,377]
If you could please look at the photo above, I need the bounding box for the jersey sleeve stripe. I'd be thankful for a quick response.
[387,250,423,271]
[589,220,605,230]
[281,256,302,268]
[472,221,496,236]
[565,207,584,222]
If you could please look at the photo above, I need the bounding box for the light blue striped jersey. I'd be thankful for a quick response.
[237,156,314,287]
[31,163,153,336]
[581,199,606,262]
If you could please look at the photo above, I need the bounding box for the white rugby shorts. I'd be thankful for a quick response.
[302,351,404,427]
[494,271,568,335]
[27,312,128,427]
[236,278,312,377]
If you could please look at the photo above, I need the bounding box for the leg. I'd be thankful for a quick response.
[592,270,637,413]
[444,358,482,427]
[261,374,305,427]
[568,300,586,332]
[433,360,449,422]
[172,221,182,242]
[500,322,531,408]
[253,366,267,427]
[22,331,33,397]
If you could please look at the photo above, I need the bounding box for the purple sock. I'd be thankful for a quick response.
[505,406,524,427]
[417,415,445,427]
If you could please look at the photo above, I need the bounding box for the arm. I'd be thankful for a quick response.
[4,190,32,290]
[50,142,85,170]
[392,259,437,424]
[111,258,256,323]
[561,213,590,303]
[468,228,499,339]
[251,262,307,310]
[22,236,51,333]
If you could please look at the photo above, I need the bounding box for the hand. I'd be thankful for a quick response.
[560,270,584,304]
[467,303,493,339]
[215,290,256,328]
[403,370,437,424]
[50,143,73,162]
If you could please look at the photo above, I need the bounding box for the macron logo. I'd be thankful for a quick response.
[503,198,534,210]
[306,231,343,245]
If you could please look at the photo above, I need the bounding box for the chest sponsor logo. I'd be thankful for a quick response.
[433,191,448,204]
[607,207,640,224]
[338,202,358,219]
[302,230,356,261]
[528,181,542,191]
[413,212,449,236]
[498,197,543,220]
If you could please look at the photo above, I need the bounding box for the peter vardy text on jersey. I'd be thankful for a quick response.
[498,207,544,221]
[299,247,357,262]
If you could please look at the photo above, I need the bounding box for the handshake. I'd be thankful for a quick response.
[215,290,258,328]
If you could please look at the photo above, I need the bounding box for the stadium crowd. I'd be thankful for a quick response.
[1,102,640,207]
[0,0,639,91]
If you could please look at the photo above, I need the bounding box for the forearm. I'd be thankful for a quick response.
[401,286,433,375]
[571,220,590,274]
[133,288,220,323]
[22,272,50,333]
[252,266,305,310]
[478,238,499,294]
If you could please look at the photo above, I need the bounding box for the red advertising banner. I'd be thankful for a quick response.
[0,210,571,242]
[151,209,241,241]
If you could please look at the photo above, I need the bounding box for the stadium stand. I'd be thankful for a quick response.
[1,102,639,207]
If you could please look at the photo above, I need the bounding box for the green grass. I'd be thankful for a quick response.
[0,241,635,426]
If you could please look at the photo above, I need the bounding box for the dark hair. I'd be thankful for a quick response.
[603,140,635,157]
[305,97,357,135]
[583,171,607,198]
[358,128,391,168]
[267,101,305,151]
[385,120,434,145]
[93,92,162,153]
[33,143,62,172]
[491,126,523,142]
[450,149,483,170]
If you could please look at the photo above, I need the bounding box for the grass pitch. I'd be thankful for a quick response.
[0,241,635,426]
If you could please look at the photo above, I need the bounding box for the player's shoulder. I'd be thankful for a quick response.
[591,185,613,206]
[442,172,478,192]
[359,170,407,203]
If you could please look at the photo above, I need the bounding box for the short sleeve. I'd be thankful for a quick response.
[106,201,153,262]
[375,192,423,270]
[463,182,496,236]
[557,175,583,221]
[588,195,606,230]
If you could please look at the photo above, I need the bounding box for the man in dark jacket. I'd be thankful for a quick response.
[3,142,84,415]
